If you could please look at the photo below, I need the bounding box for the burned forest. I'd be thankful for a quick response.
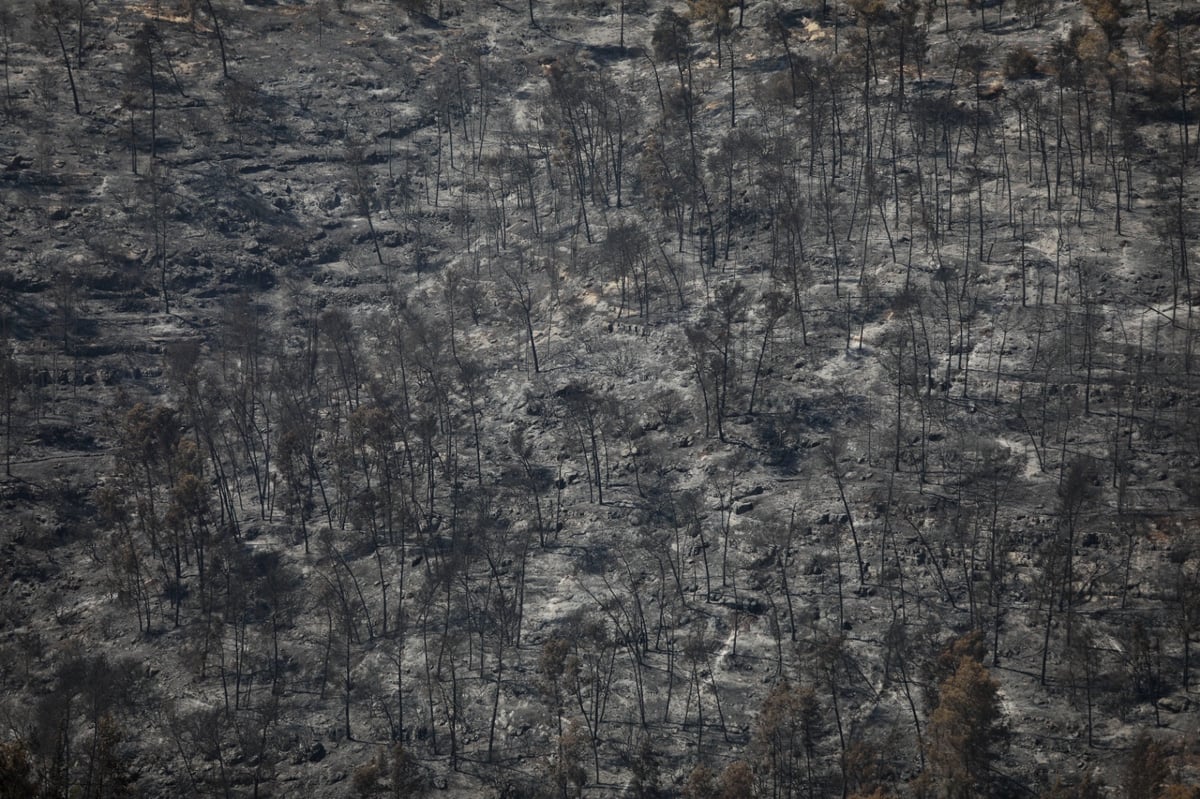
[1,0,1199,796]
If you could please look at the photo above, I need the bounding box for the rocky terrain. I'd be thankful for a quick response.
[0,0,1199,796]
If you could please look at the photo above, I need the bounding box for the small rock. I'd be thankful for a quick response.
[308,742,326,763]
[1158,694,1189,713]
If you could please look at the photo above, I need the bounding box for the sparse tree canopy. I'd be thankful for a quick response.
[3,0,1200,796]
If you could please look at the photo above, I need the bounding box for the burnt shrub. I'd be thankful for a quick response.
[1004,47,1039,80]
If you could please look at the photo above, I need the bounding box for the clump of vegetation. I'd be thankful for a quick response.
[1004,46,1039,79]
